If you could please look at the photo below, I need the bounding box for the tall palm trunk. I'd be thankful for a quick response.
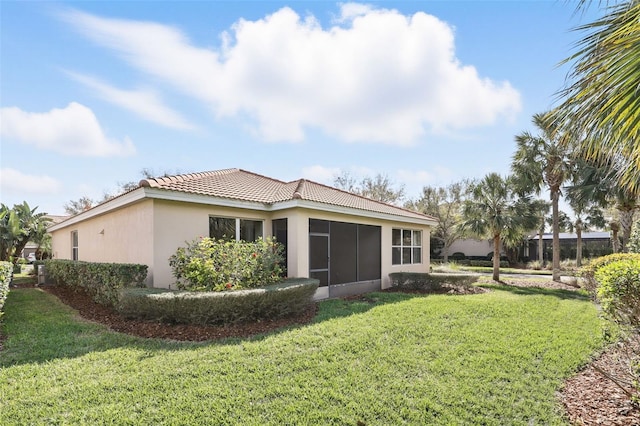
[551,188,561,281]
[538,228,544,263]
[492,234,501,281]
[576,223,583,267]
[619,209,635,252]
[610,221,620,253]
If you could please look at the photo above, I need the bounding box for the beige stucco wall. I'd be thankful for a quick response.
[151,200,275,289]
[50,199,155,283]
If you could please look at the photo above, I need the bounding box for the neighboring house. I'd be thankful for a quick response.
[446,238,500,259]
[526,232,612,262]
[445,232,612,262]
[49,169,436,299]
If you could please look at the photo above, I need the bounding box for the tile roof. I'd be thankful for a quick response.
[140,168,433,222]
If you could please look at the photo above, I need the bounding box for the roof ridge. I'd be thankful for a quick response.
[296,178,436,220]
[139,169,239,188]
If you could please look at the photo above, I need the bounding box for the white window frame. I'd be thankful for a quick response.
[392,228,422,265]
[71,230,79,261]
[209,216,264,242]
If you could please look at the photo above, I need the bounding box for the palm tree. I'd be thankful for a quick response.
[512,111,574,281]
[567,200,606,266]
[531,199,551,263]
[567,159,638,252]
[0,204,20,261]
[555,0,640,195]
[462,173,537,281]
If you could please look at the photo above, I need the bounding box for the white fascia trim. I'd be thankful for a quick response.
[272,199,437,227]
[48,188,147,232]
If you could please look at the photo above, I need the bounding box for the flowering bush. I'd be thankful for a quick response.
[169,237,284,292]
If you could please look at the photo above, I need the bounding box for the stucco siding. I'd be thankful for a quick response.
[151,200,275,289]
[50,200,155,283]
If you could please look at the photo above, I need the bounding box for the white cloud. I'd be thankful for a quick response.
[0,168,62,194]
[65,71,196,130]
[61,4,521,145]
[0,102,135,157]
[301,165,341,184]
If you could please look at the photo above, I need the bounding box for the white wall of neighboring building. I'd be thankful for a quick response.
[447,238,496,258]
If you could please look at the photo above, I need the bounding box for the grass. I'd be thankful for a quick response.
[0,285,609,425]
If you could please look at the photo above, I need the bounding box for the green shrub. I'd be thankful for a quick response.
[580,253,640,296]
[0,261,12,322]
[389,272,479,291]
[117,278,318,325]
[45,260,148,306]
[169,237,283,291]
[595,258,640,327]
[469,260,510,268]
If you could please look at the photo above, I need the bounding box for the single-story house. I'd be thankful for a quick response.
[49,169,437,299]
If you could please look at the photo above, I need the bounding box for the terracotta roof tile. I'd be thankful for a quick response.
[139,169,434,222]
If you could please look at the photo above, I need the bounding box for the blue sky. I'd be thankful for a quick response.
[1,1,600,215]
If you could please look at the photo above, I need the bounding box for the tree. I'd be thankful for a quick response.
[531,199,550,264]
[567,159,638,252]
[512,111,574,281]
[333,171,405,205]
[406,182,466,262]
[0,202,50,263]
[554,0,640,195]
[629,220,640,253]
[64,196,94,216]
[462,173,537,281]
[0,205,20,261]
[63,168,183,215]
[567,199,606,266]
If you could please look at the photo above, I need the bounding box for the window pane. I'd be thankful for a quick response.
[309,219,329,234]
[392,247,401,265]
[392,229,401,246]
[240,220,263,242]
[413,231,422,246]
[413,248,422,264]
[402,247,411,264]
[403,230,412,246]
[209,217,235,241]
[72,231,78,246]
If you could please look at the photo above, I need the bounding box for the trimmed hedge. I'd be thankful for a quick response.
[389,272,479,291]
[469,260,510,268]
[45,260,148,307]
[0,261,12,323]
[117,278,319,325]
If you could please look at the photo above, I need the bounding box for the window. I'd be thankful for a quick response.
[209,217,263,241]
[71,230,79,261]
[392,228,421,265]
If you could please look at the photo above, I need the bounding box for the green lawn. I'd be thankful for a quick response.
[0,284,609,425]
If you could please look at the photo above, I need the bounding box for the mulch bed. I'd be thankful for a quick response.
[3,279,639,424]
